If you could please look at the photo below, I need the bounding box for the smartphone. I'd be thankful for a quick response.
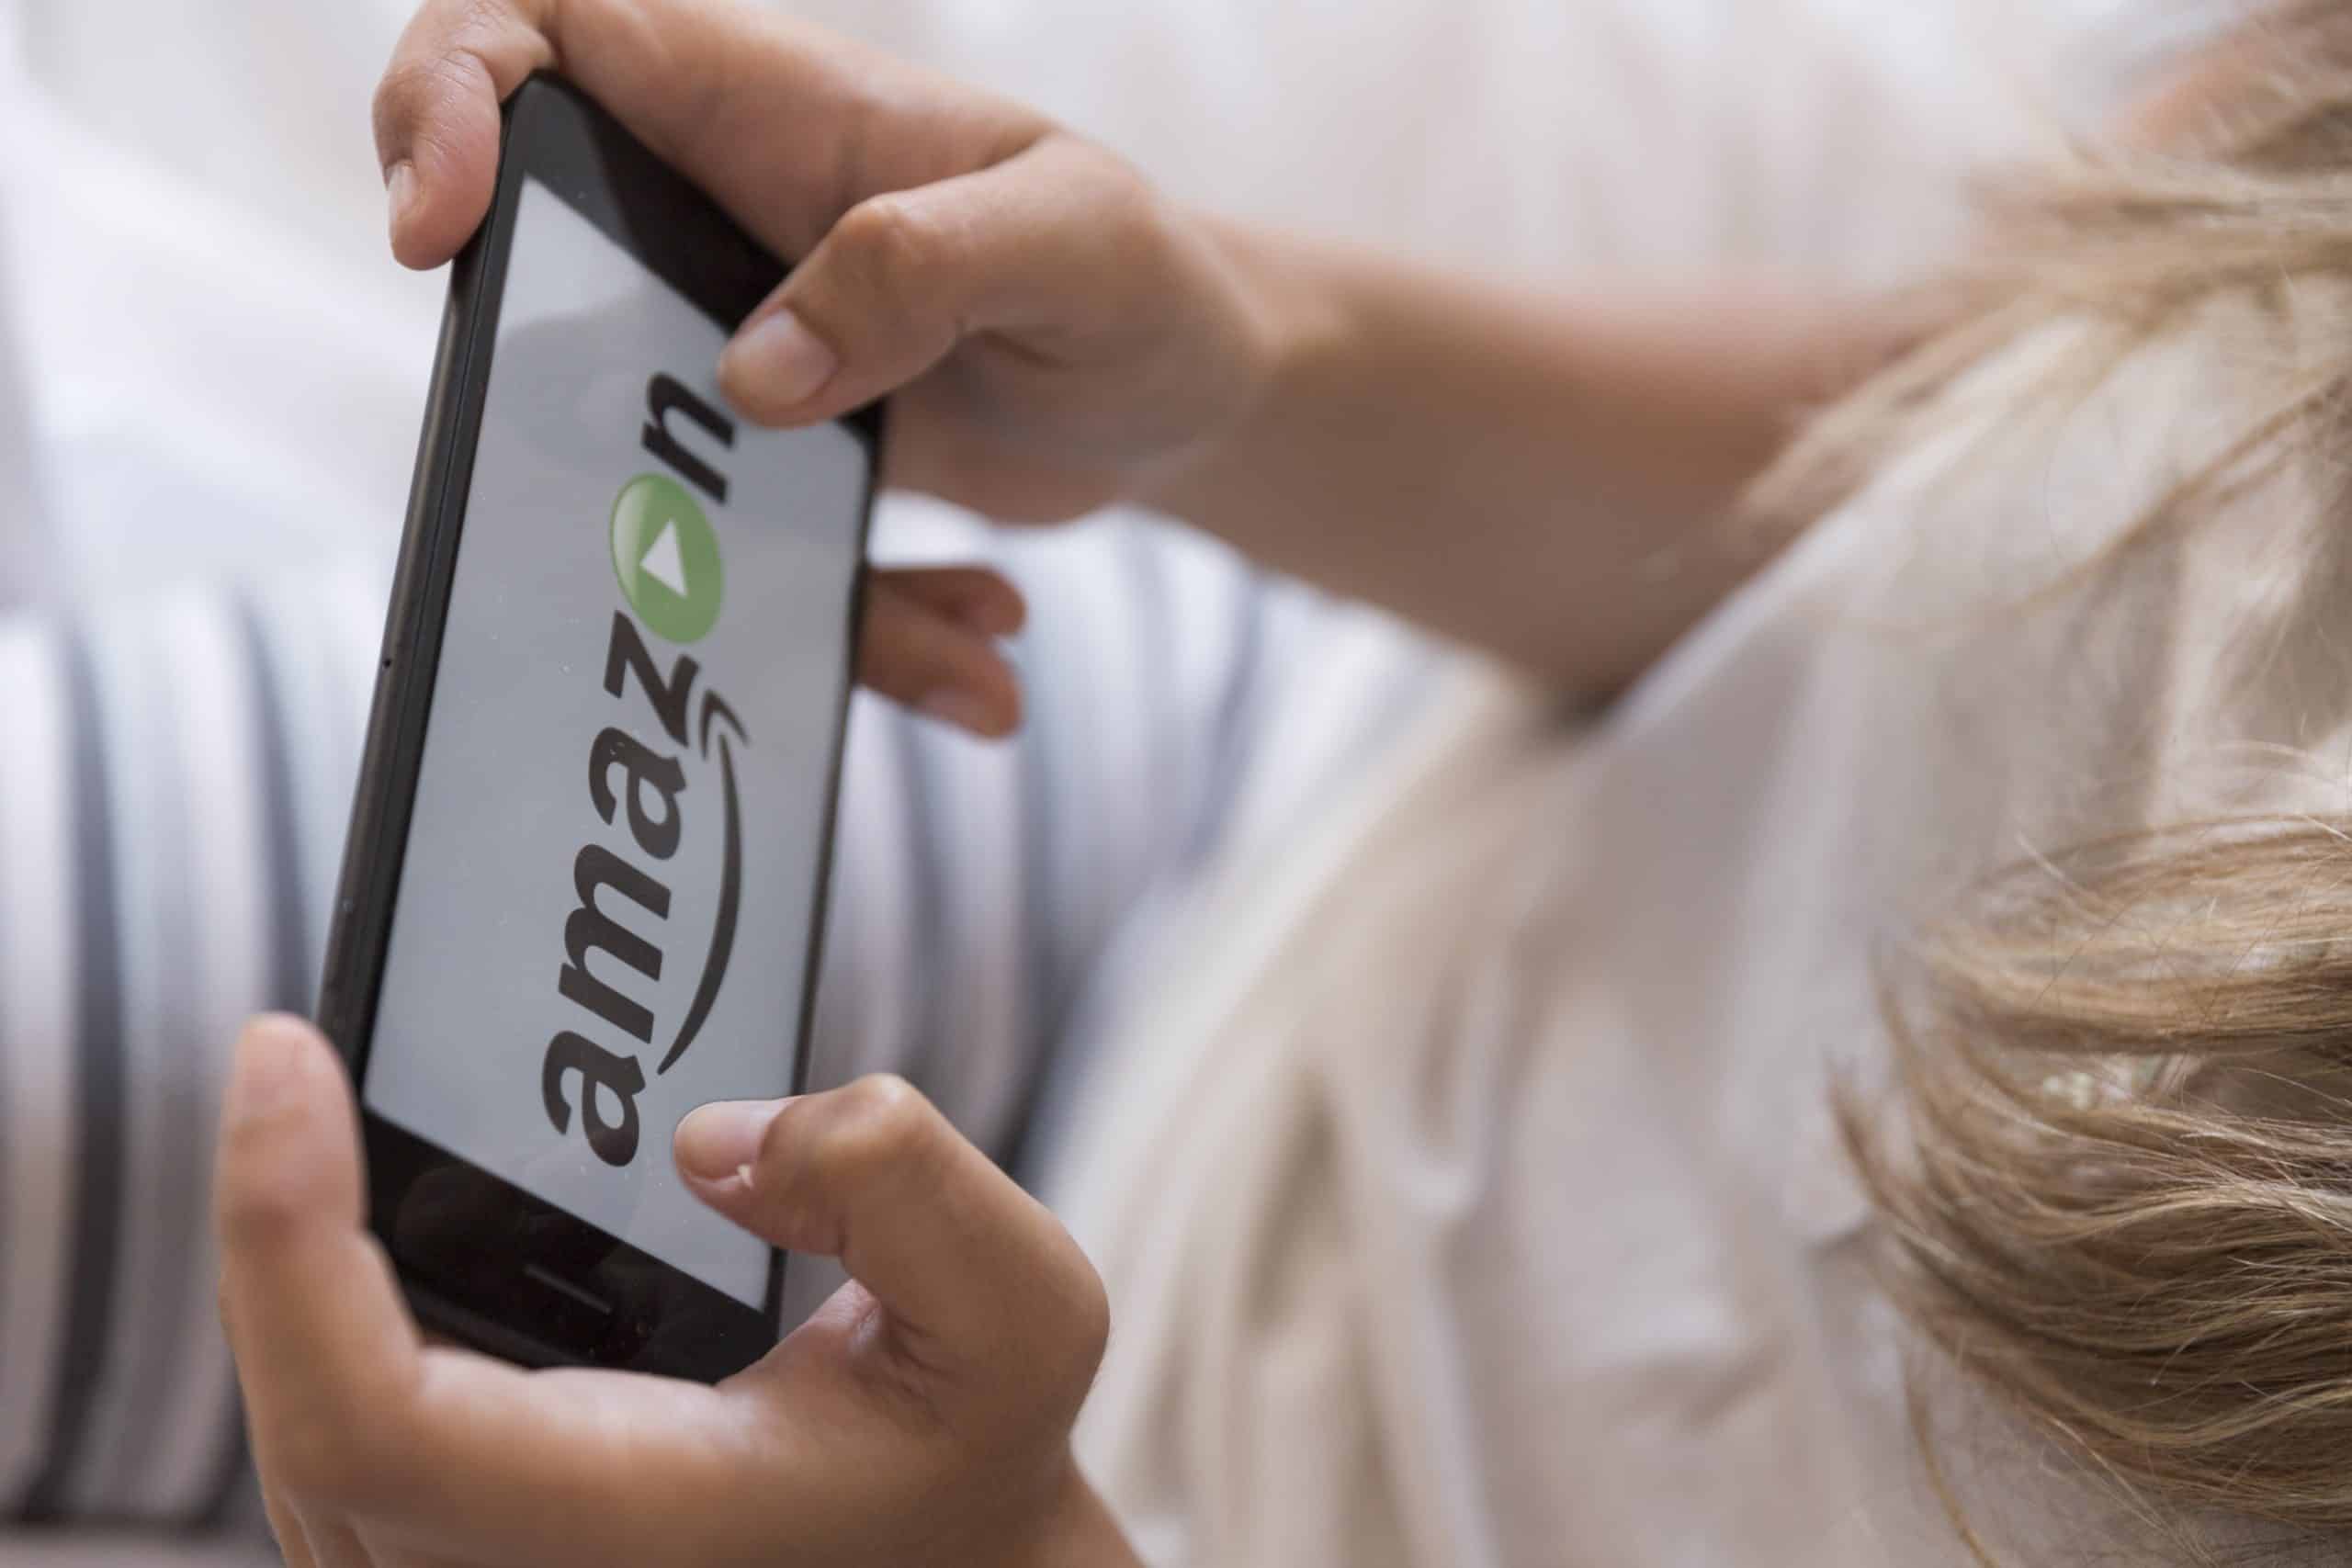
[316,74,878,1382]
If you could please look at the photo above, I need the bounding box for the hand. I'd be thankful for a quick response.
[215,1016,1136,1568]
[376,0,1282,730]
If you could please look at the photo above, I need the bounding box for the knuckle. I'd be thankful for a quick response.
[370,56,437,148]
[434,0,522,51]
[372,51,471,157]
[762,1074,940,1209]
[374,0,514,152]
[834,194,942,288]
[1042,134,1149,228]
[808,1081,935,1189]
[1101,175,1185,282]
[1075,140,1155,225]
[819,1073,937,1173]
[1122,186,1189,275]
[455,0,514,32]
[1031,136,1179,325]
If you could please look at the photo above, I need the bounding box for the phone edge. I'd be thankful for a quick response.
[315,201,499,1055]
[315,95,577,1366]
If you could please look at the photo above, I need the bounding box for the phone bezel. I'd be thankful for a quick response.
[315,73,880,1383]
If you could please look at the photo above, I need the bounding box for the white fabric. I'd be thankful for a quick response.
[0,1,431,604]
[1052,293,2341,1566]
[0,625,76,1504]
[0,0,2185,612]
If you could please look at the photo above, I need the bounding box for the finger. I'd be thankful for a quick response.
[673,1078,1109,1380]
[874,564,1028,638]
[214,1017,427,1510]
[857,578,1023,737]
[373,0,552,267]
[718,135,1138,428]
[376,0,1046,270]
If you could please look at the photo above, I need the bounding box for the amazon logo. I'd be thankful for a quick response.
[539,375,746,1168]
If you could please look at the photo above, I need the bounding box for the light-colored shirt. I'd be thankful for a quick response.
[1053,295,2344,1566]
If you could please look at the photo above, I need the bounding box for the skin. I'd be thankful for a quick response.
[218,1016,1136,1567]
[220,0,1922,1562]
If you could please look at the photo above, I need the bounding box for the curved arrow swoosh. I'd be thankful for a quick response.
[699,693,747,755]
[659,731,741,1077]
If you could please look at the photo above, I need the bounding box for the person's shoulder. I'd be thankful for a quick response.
[1782,274,2352,828]
[1813,290,2312,621]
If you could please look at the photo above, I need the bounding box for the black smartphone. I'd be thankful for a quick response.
[316,74,878,1382]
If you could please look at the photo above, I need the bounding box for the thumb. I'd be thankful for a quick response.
[372,1,551,269]
[215,1018,422,1472]
[675,1077,1107,1379]
[215,1016,366,1231]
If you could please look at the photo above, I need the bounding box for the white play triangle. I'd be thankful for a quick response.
[639,522,689,597]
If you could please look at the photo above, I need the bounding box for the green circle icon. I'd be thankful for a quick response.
[611,473,724,644]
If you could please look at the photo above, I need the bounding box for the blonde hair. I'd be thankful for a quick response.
[1787,4,2352,1560]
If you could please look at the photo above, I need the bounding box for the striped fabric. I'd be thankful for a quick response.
[0,494,1434,1531]
[0,563,386,1527]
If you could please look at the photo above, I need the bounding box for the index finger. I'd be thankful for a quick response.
[373,0,1042,270]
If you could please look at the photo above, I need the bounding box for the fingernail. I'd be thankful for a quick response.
[224,1016,309,1132]
[918,689,1001,735]
[675,1100,786,1184]
[386,162,419,239]
[719,310,839,410]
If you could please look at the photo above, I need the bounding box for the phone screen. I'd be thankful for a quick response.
[362,178,866,1310]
